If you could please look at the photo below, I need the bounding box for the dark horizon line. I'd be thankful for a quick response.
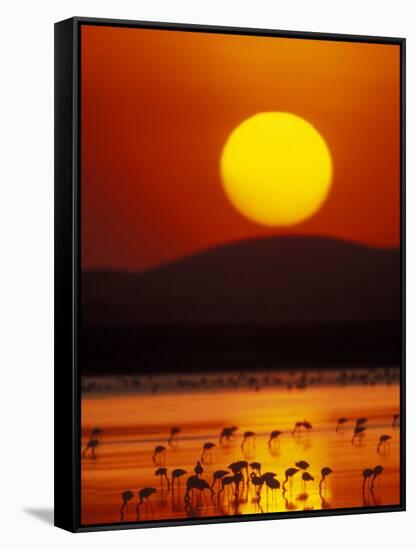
[81,233,401,275]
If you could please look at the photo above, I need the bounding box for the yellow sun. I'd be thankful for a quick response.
[220,112,333,226]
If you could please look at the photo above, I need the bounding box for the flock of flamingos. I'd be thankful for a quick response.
[82,411,400,522]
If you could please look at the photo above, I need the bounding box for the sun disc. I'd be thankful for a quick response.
[220,112,333,226]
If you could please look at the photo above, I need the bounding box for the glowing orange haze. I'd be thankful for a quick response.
[81,25,400,272]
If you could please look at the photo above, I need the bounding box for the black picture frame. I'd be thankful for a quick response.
[54,16,406,533]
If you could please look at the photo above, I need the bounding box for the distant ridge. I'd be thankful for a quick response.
[82,235,400,327]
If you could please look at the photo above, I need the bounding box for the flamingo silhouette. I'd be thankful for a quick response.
[155,467,170,490]
[152,445,166,464]
[233,472,244,495]
[241,431,256,452]
[184,475,211,505]
[301,471,314,491]
[282,468,299,492]
[292,420,312,437]
[228,461,249,482]
[264,476,280,493]
[250,462,262,475]
[392,413,400,428]
[295,460,310,470]
[370,465,383,492]
[136,487,157,518]
[377,434,392,453]
[356,417,367,427]
[250,472,264,497]
[171,468,187,488]
[319,467,333,492]
[219,426,238,445]
[352,426,366,444]
[194,461,204,477]
[362,468,374,493]
[201,442,215,463]
[168,427,180,447]
[82,438,99,459]
[211,469,229,491]
[120,490,133,521]
[90,427,103,438]
[335,417,348,432]
[268,430,282,449]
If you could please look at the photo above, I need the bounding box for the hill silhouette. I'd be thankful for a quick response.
[81,236,401,374]
[82,235,400,325]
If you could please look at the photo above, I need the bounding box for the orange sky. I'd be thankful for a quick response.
[81,24,400,272]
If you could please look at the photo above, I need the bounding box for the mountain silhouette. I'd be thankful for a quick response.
[82,235,400,326]
[81,236,400,374]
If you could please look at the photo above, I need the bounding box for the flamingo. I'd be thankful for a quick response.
[152,445,166,464]
[295,460,310,470]
[282,468,299,492]
[228,461,249,481]
[356,417,367,427]
[319,467,333,492]
[82,438,99,459]
[370,465,384,492]
[168,427,180,447]
[218,475,235,499]
[268,430,282,449]
[377,434,392,454]
[362,468,374,493]
[136,487,157,518]
[120,490,133,521]
[301,472,314,491]
[219,426,238,445]
[201,442,215,463]
[171,468,187,488]
[90,427,103,438]
[211,469,229,491]
[264,476,280,496]
[233,472,244,495]
[184,475,211,504]
[241,431,256,451]
[155,467,170,490]
[352,426,366,444]
[292,420,312,437]
[335,417,348,432]
[250,472,264,496]
[194,461,204,477]
[250,462,262,475]
[392,413,400,428]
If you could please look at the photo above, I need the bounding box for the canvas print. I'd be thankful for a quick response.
[80,25,402,526]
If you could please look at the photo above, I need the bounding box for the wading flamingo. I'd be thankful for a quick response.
[194,461,204,477]
[136,488,157,518]
[219,426,238,445]
[268,430,282,449]
[362,468,374,493]
[241,431,256,452]
[155,467,170,490]
[82,438,99,459]
[168,427,181,447]
[201,442,216,463]
[352,426,366,444]
[211,470,229,492]
[152,445,166,464]
[282,468,299,492]
[335,417,348,432]
[301,472,314,491]
[171,468,187,488]
[370,465,384,492]
[319,467,333,492]
[120,490,133,521]
[377,434,392,454]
